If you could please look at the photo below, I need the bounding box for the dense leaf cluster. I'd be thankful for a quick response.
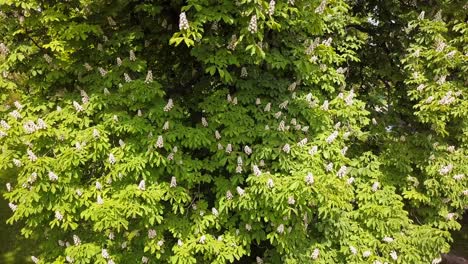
[0,0,466,263]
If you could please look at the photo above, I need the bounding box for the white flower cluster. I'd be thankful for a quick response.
[372,182,380,192]
[337,166,348,178]
[124,73,132,82]
[164,99,174,111]
[148,229,156,239]
[27,149,37,162]
[326,130,338,144]
[138,180,146,191]
[170,176,177,188]
[145,70,153,83]
[248,15,258,33]
[179,12,189,30]
[268,0,276,15]
[305,173,314,185]
[49,171,58,181]
[129,50,136,61]
[438,91,455,105]
[282,144,290,153]
[227,34,238,50]
[156,135,164,148]
[297,138,308,147]
[0,42,9,55]
[315,0,327,14]
[98,67,108,76]
[311,248,320,259]
[241,67,248,78]
[44,54,53,63]
[253,165,262,176]
[439,164,453,175]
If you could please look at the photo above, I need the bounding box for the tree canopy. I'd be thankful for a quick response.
[0,0,467,263]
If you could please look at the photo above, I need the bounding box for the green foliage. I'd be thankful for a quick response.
[0,0,466,263]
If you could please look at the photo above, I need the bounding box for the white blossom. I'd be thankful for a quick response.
[282,144,290,153]
[435,39,446,52]
[97,195,104,205]
[225,144,232,154]
[267,178,274,188]
[163,121,169,130]
[103,88,110,95]
[107,16,116,26]
[129,50,136,61]
[0,120,10,130]
[73,234,81,245]
[453,174,464,180]
[278,120,286,131]
[44,54,53,63]
[217,143,224,150]
[121,242,127,249]
[98,67,107,76]
[10,110,22,119]
[382,236,394,243]
[439,164,453,175]
[201,117,208,127]
[337,166,348,178]
[215,130,221,140]
[288,196,295,205]
[256,98,261,105]
[76,189,83,196]
[124,73,132,82]
[418,11,425,20]
[446,213,456,221]
[279,100,288,109]
[363,250,371,258]
[31,256,39,263]
[119,139,125,147]
[179,12,189,30]
[264,103,271,112]
[227,34,238,50]
[145,70,153,83]
[49,171,58,181]
[36,118,47,129]
[6,182,11,192]
[432,258,442,264]
[8,203,17,211]
[55,210,63,221]
[170,176,177,188]
[73,101,83,112]
[212,207,219,217]
[277,224,284,234]
[256,256,264,264]
[232,97,238,105]
[109,153,116,165]
[244,145,252,155]
[138,180,146,191]
[142,256,149,264]
[350,246,357,255]
[321,100,329,111]
[326,131,338,144]
[372,182,380,192]
[311,248,320,259]
[241,67,248,78]
[226,190,234,200]
[305,173,314,185]
[23,120,37,134]
[101,249,110,259]
[315,0,327,14]
[298,138,308,147]
[14,101,23,109]
[157,240,164,246]
[27,149,38,162]
[325,162,333,172]
[253,165,262,176]
[116,57,122,66]
[236,186,245,196]
[268,0,276,15]
[347,177,355,185]
[109,232,115,240]
[156,135,164,148]
[164,99,174,111]
[0,130,7,138]
[341,146,348,155]
[148,229,156,239]
[248,15,258,33]
[309,146,318,156]
[390,251,398,260]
